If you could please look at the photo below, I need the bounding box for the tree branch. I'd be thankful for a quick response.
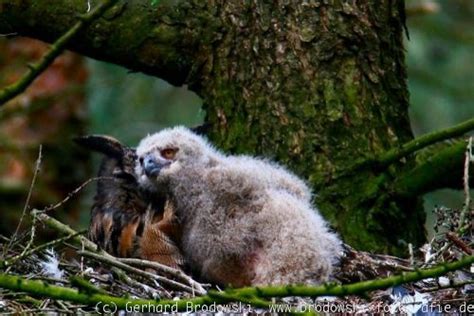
[0,231,85,269]
[0,272,211,312]
[222,255,474,298]
[33,210,98,252]
[345,118,474,175]
[459,137,473,234]
[0,256,472,312]
[0,0,118,106]
[33,210,206,295]
[5,146,42,255]
[377,118,474,168]
[0,0,214,87]
[118,257,207,295]
[392,140,473,198]
[78,250,201,295]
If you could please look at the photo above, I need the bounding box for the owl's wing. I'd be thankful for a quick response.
[90,196,185,269]
[137,204,185,269]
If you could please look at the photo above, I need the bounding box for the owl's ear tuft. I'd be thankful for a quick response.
[190,123,211,136]
[73,135,125,159]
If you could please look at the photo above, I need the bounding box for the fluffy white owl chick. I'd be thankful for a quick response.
[135,126,342,286]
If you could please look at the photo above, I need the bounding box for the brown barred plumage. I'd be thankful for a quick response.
[75,135,184,270]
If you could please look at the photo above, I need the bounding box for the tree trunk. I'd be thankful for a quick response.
[0,0,427,255]
[199,1,425,255]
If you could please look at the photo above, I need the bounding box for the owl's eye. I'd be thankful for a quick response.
[139,156,144,165]
[161,148,178,160]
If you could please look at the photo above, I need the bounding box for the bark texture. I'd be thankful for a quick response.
[198,1,425,255]
[0,0,427,254]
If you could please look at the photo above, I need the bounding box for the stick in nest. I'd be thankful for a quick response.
[4,145,42,257]
[33,211,206,295]
[78,250,204,295]
[117,257,207,295]
[0,231,85,269]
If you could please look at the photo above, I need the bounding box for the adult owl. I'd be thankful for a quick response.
[75,135,184,269]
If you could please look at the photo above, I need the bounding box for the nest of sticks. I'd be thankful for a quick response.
[0,203,471,314]
[0,145,472,314]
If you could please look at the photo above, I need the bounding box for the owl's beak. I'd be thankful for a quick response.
[143,154,169,178]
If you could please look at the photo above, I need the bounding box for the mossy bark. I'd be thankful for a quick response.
[198,1,425,255]
[0,0,426,255]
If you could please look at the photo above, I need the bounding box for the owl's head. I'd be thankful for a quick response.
[135,126,217,189]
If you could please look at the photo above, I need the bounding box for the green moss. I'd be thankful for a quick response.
[100,0,426,254]
[342,59,359,109]
[364,174,389,199]
[323,79,343,121]
[152,24,179,43]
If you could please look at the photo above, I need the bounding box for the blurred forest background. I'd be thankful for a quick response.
[0,0,472,241]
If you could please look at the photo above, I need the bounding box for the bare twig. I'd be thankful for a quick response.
[0,0,118,106]
[0,32,18,37]
[80,241,85,275]
[117,257,207,295]
[421,279,474,293]
[56,300,72,314]
[17,211,39,270]
[12,308,74,314]
[422,242,452,268]
[459,137,473,234]
[4,146,42,256]
[33,210,98,252]
[0,231,85,269]
[335,244,413,283]
[78,250,200,295]
[42,177,114,212]
[33,211,206,295]
[408,243,414,266]
[446,232,473,255]
[111,267,165,299]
